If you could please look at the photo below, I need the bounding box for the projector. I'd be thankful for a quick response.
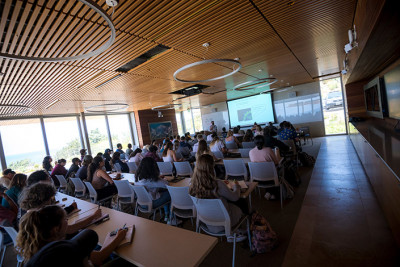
[344,43,353,53]
[341,69,348,75]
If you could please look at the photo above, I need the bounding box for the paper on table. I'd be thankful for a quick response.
[67,208,81,217]
[75,213,109,228]
[103,225,135,248]
[223,180,248,190]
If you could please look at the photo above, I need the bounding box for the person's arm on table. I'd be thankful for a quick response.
[90,228,128,266]
[66,209,102,234]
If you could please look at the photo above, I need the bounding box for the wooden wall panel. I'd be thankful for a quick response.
[345,80,367,118]
[135,109,178,147]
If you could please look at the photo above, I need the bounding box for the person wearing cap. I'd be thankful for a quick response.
[16,205,127,266]
[0,169,15,189]
[66,157,81,179]
[104,148,113,171]
[80,148,87,161]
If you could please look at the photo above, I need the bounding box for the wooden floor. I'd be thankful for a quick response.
[283,136,400,266]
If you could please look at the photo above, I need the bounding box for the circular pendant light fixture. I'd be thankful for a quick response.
[151,103,182,111]
[233,78,278,91]
[0,104,32,116]
[85,103,128,113]
[173,59,242,83]
[0,0,116,62]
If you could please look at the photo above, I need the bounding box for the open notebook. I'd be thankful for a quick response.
[103,225,135,248]
[75,213,110,227]
[223,180,248,190]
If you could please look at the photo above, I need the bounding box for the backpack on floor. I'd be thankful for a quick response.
[250,211,278,254]
[281,177,295,199]
[284,162,301,187]
[298,152,315,167]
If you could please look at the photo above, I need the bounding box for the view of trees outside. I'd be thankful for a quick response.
[320,78,347,135]
[45,117,81,169]
[85,116,110,155]
[192,108,203,132]
[175,113,184,136]
[108,114,132,151]
[183,110,194,134]
[181,109,203,134]
[0,119,46,173]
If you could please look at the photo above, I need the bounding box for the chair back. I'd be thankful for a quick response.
[248,162,279,185]
[223,159,247,179]
[174,161,193,177]
[190,196,231,236]
[282,139,297,154]
[175,151,183,159]
[1,226,17,247]
[127,162,138,174]
[190,151,196,157]
[70,178,86,194]
[239,148,251,158]
[114,180,135,199]
[166,186,195,214]
[213,150,224,160]
[299,126,310,135]
[157,162,174,176]
[225,141,238,149]
[55,175,68,188]
[84,182,98,203]
[131,185,153,211]
[242,142,255,148]
[114,163,122,172]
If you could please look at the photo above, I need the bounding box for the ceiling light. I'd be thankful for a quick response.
[151,103,182,111]
[85,103,128,113]
[173,59,242,83]
[45,99,60,109]
[0,104,32,116]
[95,74,123,88]
[0,0,116,62]
[233,78,278,91]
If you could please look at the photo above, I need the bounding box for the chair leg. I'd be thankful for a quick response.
[190,217,193,226]
[247,218,252,251]
[153,210,156,221]
[0,247,6,266]
[232,233,236,267]
[248,193,252,211]
[280,184,283,209]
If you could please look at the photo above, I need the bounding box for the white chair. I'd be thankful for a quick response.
[131,185,170,220]
[0,230,13,267]
[174,162,193,177]
[55,175,68,193]
[166,186,196,225]
[114,180,135,210]
[248,162,283,208]
[225,141,238,150]
[190,196,251,267]
[114,163,122,172]
[84,182,113,206]
[1,226,24,267]
[241,142,255,149]
[157,162,174,176]
[70,178,86,198]
[127,162,138,174]
[223,159,248,180]
[213,150,224,160]
[238,148,251,158]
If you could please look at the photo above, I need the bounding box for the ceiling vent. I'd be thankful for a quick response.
[169,84,209,97]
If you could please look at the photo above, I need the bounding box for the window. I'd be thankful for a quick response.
[85,115,110,155]
[44,117,82,169]
[175,112,184,135]
[108,114,132,151]
[192,108,203,132]
[0,119,46,173]
[183,110,194,134]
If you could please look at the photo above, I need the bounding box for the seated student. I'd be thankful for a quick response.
[264,127,289,153]
[88,156,118,200]
[251,122,258,131]
[278,121,299,141]
[233,127,243,137]
[189,154,246,241]
[125,143,134,159]
[115,143,125,158]
[177,138,190,159]
[16,205,127,266]
[144,145,163,162]
[268,122,278,136]
[42,156,53,173]
[0,169,15,189]
[0,191,18,224]
[27,170,52,186]
[254,125,263,136]
[192,134,204,153]
[111,152,129,173]
[225,130,240,147]
[129,148,143,165]
[2,174,27,210]
[142,144,150,155]
[50,159,67,186]
[75,155,93,181]
[209,133,227,154]
[179,136,192,151]
[221,127,228,139]
[162,142,183,162]
[19,182,102,233]
[196,140,219,161]
[135,157,177,224]
[206,132,214,142]
[103,149,113,171]
[249,135,279,165]
[66,158,81,179]
[242,129,254,142]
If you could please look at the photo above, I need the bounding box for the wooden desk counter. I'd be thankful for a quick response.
[89,206,217,267]
[55,192,98,218]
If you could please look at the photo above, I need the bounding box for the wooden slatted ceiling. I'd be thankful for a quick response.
[0,0,356,117]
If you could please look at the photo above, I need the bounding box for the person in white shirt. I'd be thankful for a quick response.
[209,121,217,132]
[254,125,263,136]
[209,133,227,154]
[128,148,143,165]
[206,134,214,142]
[192,134,204,153]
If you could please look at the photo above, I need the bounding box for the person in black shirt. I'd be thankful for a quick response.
[66,158,81,179]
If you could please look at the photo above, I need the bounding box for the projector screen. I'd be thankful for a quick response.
[227,93,275,128]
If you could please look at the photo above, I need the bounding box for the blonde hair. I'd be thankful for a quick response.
[189,154,217,199]
[196,140,210,159]
[210,134,219,147]
[227,130,233,137]
[16,205,66,260]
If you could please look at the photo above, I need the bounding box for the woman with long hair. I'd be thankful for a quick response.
[196,140,218,161]
[111,151,129,173]
[50,159,67,186]
[42,156,53,173]
[87,156,118,199]
[225,130,240,146]
[189,154,246,240]
[254,125,263,136]
[103,149,113,171]
[135,157,176,224]
[162,141,182,162]
[1,173,27,209]
[16,205,126,266]
[129,148,143,165]
[209,133,227,154]
[242,129,254,142]
[249,135,278,164]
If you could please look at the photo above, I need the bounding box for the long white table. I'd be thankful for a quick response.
[65,196,217,267]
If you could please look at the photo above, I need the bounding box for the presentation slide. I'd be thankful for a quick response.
[227,94,274,127]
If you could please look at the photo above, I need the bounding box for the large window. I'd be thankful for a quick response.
[175,112,184,136]
[0,119,46,173]
[85,116,110,155]
[192,108,203,132]
[183,110,194,134]
[45,117,82,168]
[108,114,132,151]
